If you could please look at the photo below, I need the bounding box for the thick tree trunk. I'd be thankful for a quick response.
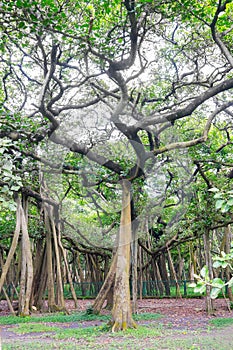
[33,248,47,310]
[31,239,46,309]
[111,180,137,331]
[158,253,170,296]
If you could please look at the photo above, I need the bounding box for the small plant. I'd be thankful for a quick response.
[189,260,233,300]
[189,266,227,299]
[85,305,95,314]
[210,317,233,327]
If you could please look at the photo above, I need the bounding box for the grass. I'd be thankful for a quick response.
[2,312,233,350]
[0,311,161,325]
[3,322,233,350]
[12,323,61,334]
[4,323,233,350]
[52,324,163,341]
[210,317,233,327]
[0,311,110,325]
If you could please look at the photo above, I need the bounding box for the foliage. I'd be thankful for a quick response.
[209,187,233,213]
[1,0,233,330]
[0,139,22,210]
[189,258,233,299]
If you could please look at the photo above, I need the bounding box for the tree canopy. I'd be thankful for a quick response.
[0,0,233,329]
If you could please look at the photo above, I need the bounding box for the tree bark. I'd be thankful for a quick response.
[203,230,214,315]
[131,220,138,313]
[92,253,117,314]
[225,225,233,302]
[45,211,56,311]
[49,208,65,309]
[158,253,170,296]
[0,198,21,294]
[167,246,181,298]
[111,180,137,331]
[18,202,33,316]
[31,239,46,309]
[57,221,78,308]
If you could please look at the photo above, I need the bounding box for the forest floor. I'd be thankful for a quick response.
[0,298,233,349]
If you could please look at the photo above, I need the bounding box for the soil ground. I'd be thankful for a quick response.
[0,298,233,349]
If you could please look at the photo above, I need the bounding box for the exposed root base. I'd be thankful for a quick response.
[48,305,68,313]
[18,312,30,317]
[111,319,138,332]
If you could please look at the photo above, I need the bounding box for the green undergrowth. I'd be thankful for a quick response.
[53,324,163,340]
[210,317,233,327]
[133,312,162,321]
[12,323,61,334]
[11,323,163,341]
[3,317,233,350]
[0,311,162,325]
[0,311,110,325]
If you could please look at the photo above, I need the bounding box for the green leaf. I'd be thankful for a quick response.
[213,260,222,268]
[10,185,20,191]
[215,199,225,210]
[19,21,26,28]
[208,187,219,192]
[221,203,230,213]
[188,283,197,288]
[194,284,206,294]
[212,278,225,289]
[226,198,233,206]
[16,0,23,7]
[213,192,222,199]
[200,266,208,279]
[222,262,229,268]
[227,277,233,288]
[210,287,221,299]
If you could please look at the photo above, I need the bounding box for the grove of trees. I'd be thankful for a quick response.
[0,0,233,331]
